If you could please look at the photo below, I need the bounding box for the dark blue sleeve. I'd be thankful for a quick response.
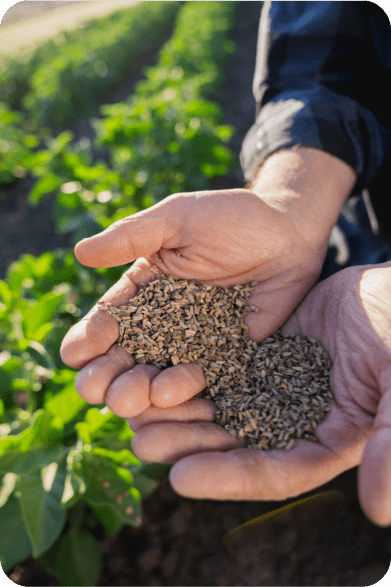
[240,1,391,193]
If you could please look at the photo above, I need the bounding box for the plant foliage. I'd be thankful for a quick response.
[27,1,238,242]
[0,1,238,584]
[0,1,180,128]
[0,250,169,582]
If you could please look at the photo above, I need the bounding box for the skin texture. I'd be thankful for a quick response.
[62,148,356,367]
[130,262,391,527]
[61,148,382,515]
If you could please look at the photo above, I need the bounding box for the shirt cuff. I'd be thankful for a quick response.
[240,88,389,193]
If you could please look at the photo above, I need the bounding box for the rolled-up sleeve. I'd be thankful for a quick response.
[240,1,391,193]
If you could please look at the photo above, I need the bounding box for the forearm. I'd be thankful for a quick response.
[249,147,357,253]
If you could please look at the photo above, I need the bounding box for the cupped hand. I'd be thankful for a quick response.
[127,261,391,527]
[61,187,324,418]
[68,188,324,348]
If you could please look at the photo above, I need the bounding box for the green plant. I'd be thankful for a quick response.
[27,1,238,239]
[0,251,169,584]
[0,4,240,582]
[0,1,180,129]
[0,103,38,188]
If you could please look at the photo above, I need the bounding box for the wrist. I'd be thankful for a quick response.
[249,147,357,252]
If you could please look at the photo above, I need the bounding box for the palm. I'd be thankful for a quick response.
[140,190,307,281]
[70,189,323,348]
[127,263,391,527]
[280,263,389,470]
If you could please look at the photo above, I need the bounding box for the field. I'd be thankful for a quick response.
[0,2,390,586]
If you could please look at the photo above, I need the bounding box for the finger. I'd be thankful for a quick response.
[128,397,215,431]
[164,402,367,500]
[105,363,159,418]
[358,388,391,527]
[74,197,183,268]
[131,421,243,463]
[60,258,156,369]
[150,364,206,408]
[75,345,135,404]
[358,428,391,527]
[169,440,348,501]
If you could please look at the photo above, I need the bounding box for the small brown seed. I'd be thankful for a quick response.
[105,275,333,451]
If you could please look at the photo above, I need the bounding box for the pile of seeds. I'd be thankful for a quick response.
[100,274,334,450]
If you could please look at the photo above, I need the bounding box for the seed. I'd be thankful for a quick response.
[105,274,334,450]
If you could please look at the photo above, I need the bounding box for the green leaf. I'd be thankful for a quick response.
[82,453,142,526]
[6,260,27,296]
[76,407,133,444]
[91,446,141,468]
[28,251,55,279]
[28,174,61,204]
[0,473,18,508]
[22,291,66,340]
[29,410,64,448]
[49,130,74,155]
[215,124,234,141]
[0,445,66,476]
[45,382,86,426]
[185,100,217,116]
[55,526,102,587]
[0,411,65,474]
[212,144,234,164]
[132,472,157,499]
[140,462,171,479]
[32,322,54,343]
[61,468,86,508]
[17,463,67,557]
[0,494,32,573]
[90,503,124,537]
[0,281,12,308]
[0,367,13,408]
[0,353,21,373]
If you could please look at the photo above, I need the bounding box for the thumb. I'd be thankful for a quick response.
[74,198,181,268]
[358,385,391,527]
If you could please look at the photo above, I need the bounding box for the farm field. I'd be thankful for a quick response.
[1,2,390,586]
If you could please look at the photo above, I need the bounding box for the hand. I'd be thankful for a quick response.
[61,184,323,416]
[68,186,325,347]
[62,147,356,367]
[60,148,356,469]
[127,262,391,528]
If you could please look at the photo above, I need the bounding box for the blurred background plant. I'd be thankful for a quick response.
[0,2,239,584]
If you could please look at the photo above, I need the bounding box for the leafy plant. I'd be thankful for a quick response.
[0,1,180,129]
[0,251,169,584]
[27,1,238,240]
[0,103,38,188]
[1,3,240,583]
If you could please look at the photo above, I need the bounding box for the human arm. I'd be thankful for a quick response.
[241,1,391,197]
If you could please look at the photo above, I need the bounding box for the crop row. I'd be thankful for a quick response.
[0,1,180,191]
[27,0,238,242]
[0,1,181,128]
[0,1,239,584]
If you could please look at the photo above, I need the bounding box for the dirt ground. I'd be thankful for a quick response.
[0,0,140,55]
[2,2,391,586]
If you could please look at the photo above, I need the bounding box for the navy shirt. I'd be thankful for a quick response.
[240,1,391,234]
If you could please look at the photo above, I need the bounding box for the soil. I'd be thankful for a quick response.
[0,1,140,56]
[3,2,391,586]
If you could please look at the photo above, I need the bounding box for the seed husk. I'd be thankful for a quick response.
[104,274,334,450]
